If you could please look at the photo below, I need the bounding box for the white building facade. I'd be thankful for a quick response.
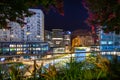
[22,9,44,42]
[0,29,10,41]
[0,9,44,42]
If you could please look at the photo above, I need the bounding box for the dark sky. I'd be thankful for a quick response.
[44,0,90,31]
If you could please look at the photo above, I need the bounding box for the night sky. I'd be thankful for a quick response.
[44,0,90,32]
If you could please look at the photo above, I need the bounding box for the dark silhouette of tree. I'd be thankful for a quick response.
[0,0,64,29]
[83,0,120,34]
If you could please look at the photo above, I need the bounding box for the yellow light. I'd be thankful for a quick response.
[26,32,31,35]
[10,35,14,38]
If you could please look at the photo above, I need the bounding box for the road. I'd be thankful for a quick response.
[0,53,75,76]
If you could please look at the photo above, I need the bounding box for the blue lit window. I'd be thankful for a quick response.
[108,41,113,44]
[101,41,107,44]
[33,44,36,47]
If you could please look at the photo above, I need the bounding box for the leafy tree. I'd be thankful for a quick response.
[83,0,120,34]
[0,0,63,29]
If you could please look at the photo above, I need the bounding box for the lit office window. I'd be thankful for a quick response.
[36,48,41,50]
[3,48,9,51]
[17,48,20,51]
[33,48,36,50]
[17,45,21,47]
[10,44,16,47]
[101,41,107,44]
[108,41,113,44]
[36,44,39,47]
[10,48,16,51]
[23,45,28,47]
[23,45,26,47]
[19,45,21,47]
[33,44,36,47]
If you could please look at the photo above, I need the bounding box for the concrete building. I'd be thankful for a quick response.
[0,29,10,41]
[44,30,53,47]
[63,31,71,53]
[72,30,94,47]
[9,22,22,41]
[0,42,49,55]
[52,29,64,47]
[0,9,49,55]
[64,34,71,46]
[44,29,71,53]
[0,9,44,42]
[22,9,44,42]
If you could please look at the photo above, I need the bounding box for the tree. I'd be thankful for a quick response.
[0,0,63,29]
[83,0,120,34]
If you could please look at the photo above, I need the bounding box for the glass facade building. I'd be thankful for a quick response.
[100,31,120,51]
[0,42,49,55]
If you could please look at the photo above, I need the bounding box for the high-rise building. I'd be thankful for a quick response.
[0,9,48,55]
[22,9,44,42]
[0,9,44,42]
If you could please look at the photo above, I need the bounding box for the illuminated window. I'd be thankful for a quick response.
[17,45,21,47]
[101,41,107,44]
[108,41,113,44]
[36,48,41,50]
[10,44,16,47]
[17,48,20,51]
[10,48,15,51]
[23,45,27,47]
[33,48,36,50]
[56,41,61,44]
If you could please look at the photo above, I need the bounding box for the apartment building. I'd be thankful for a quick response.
[0,9,44,42]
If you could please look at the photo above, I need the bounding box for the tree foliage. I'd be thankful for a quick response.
[0,0,63,29]
[83,0,120,34]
